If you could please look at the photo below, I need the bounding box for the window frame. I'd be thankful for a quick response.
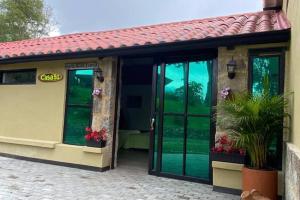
[248,47,286,170]
[248,48,285,94]
[63,67,95,146]
[0,68,37,85]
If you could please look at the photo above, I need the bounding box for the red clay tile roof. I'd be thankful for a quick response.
[0,10,290,60]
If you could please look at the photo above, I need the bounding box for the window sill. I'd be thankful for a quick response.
[0,136,57,148]
[212,161,244,171]
[82,146,108,154]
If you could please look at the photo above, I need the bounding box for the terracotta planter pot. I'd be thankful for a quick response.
[242,167,277,200]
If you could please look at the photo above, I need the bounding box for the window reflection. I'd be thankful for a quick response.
[252,56,280,96]
[188,61,212,115]
[164,63,185,113]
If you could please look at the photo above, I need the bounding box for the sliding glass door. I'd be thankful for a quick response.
[150,58,215,182]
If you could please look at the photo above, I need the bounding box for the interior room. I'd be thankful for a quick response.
[117,57,154,170]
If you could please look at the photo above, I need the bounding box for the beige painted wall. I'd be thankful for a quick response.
[0,57,111,168]
[0,60,67,142]
[283,0,300,148]
[283,0,300,199]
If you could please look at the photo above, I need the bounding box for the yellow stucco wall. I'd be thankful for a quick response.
[283,0,300,148]
[212,161,244,190]
[0,61,66,142]
[0,58,109,168]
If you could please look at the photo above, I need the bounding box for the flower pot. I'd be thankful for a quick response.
[242,167,277,200]
[86,140,106,148]
[211,152,245,164]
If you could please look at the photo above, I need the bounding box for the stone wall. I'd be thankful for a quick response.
[217,47,248,101]
[92,57,118,168]
[285,143,300,200]
[216,47,248,136]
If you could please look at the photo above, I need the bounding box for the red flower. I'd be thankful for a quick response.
[90,131,96,137]
[216,146,223,152]
[239,149,246,156]
[225,147,233,153]
[211,147,217,152]
[101,134,107,141]
[85,134,91,140]
[219,135,228,145]
[84,127,107,143]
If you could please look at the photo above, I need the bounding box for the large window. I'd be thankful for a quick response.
[249,49,284,169]
[0,69,36,84]
[63,69,94,146]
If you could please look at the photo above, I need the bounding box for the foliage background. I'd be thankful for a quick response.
[0,0,52,42]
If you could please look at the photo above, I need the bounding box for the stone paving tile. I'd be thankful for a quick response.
[0,156,240,200]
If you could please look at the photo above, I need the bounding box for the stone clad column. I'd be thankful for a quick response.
[217,47,248,101]
[92,57,118,168]
[216,46,248,133]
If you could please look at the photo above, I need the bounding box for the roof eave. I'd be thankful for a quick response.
[0,29,290,65]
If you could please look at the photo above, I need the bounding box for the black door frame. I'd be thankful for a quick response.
[148,56,218,184]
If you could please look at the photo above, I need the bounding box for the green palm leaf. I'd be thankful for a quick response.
[216,78,290,169]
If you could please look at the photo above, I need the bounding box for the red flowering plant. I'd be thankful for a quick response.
[212,133,245,156]
[84,127,107,146]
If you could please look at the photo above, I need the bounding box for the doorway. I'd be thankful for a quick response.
[149,58,216,183]
[114,55,217,183]
[117,57,154,171]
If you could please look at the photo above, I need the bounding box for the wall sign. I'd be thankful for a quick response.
[65,62,98,69]
[38,73,63,82]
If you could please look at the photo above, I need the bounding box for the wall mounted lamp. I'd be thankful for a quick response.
[227,57,237,79]
[94,68,104,82]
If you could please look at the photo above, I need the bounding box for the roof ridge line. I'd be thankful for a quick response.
[0,10,271,45]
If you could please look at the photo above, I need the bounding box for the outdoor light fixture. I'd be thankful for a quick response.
[227,57,237,79]
[94,68,104,82]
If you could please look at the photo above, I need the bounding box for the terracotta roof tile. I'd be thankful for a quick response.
[0,10,290,60]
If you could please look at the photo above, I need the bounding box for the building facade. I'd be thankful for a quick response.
[0,1,298,198]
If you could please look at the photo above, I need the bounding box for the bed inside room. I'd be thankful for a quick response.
[117,57,153,170]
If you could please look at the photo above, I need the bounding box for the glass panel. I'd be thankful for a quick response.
[251,56,281,169]
[252,56,280,96]
[186,117,210,180]
[64,107,91,145]
[2,70,36,84]
[161,115,184,175]
[64,69,93,146]
[164,63,185,113]
[67,69,93,105]
[188,61,212,115]
[155,66,161,111]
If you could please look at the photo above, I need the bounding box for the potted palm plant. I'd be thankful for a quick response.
[217,78,289,200]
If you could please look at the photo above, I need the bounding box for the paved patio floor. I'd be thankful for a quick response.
[0,152,239,200]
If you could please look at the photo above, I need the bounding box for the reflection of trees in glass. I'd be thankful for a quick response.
[68,73,93,105]
[175,81,203,105]
[253,57,279,96]
[204,62,212,105]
